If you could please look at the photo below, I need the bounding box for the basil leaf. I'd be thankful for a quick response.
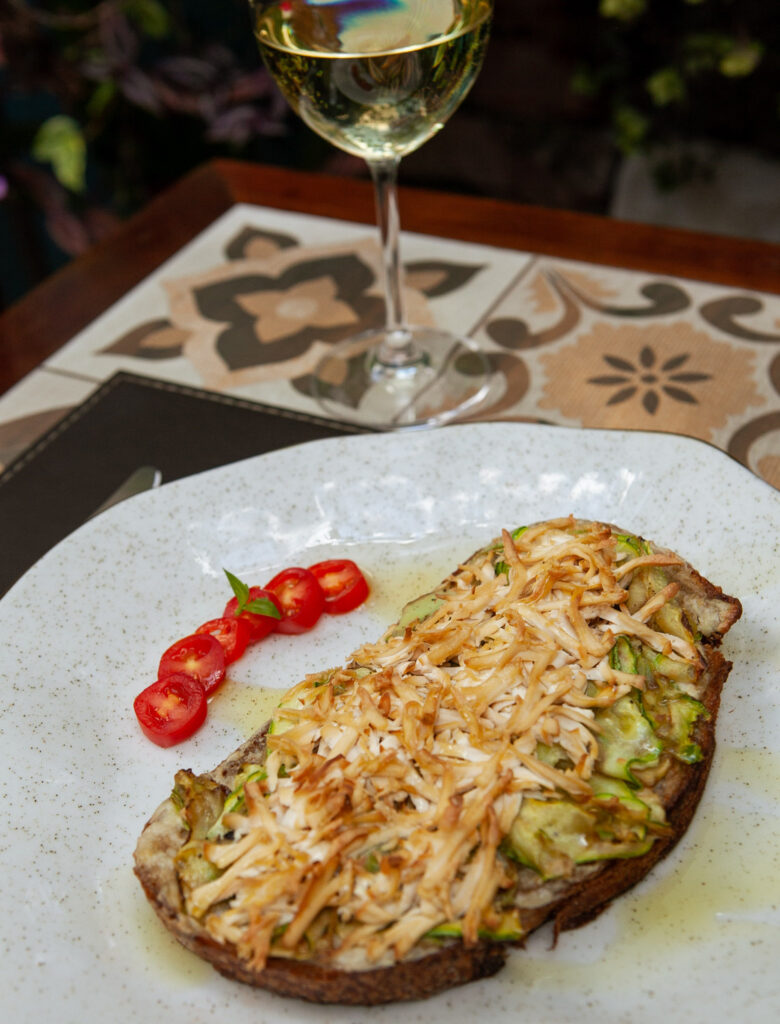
[223,568,250,613]
[245,597,281,619]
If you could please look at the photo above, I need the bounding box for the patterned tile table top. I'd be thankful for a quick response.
[468,258,779,489]
[1,203,778,489]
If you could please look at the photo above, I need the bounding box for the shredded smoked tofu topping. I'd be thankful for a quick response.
[184,517,700,968]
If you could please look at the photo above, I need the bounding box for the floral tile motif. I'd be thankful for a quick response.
[537,321,763,433]
[8,203,777,490]
[98,230,495,403]
[158,237,434,390]
[471,257,780,489]
[43,205,528,416]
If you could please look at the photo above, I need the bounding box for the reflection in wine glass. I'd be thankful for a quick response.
[249,0,494,428]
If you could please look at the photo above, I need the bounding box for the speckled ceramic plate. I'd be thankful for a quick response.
[1,423,778,1024]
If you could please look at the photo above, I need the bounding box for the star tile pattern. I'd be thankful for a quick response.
[471,259,780,488]
[1,209,778,489]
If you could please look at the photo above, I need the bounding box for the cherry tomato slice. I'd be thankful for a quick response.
[158,632,226,696]
[195,616,251,665]
[265,567,325,634]
[133,673,208,747]
[223,587,282,643]
[308,559,369,615]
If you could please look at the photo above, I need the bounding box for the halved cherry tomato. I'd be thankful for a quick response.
[158,632,226,696]
[195,616,251,665]
[133,673,208,747]
[265,567,325,634]
[223,587,282,642]
[308,559,369,615]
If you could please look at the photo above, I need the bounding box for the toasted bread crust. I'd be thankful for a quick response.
[134,526,740,1004]
[207,932,506,1004]
[135,835,507,1003]
[134,769,509,1003]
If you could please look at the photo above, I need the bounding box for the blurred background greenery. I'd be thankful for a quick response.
[1,0,777,308]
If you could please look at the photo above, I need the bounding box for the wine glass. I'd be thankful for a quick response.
[249,0,494,428]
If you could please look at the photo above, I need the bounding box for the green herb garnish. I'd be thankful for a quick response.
[223,568,281,619]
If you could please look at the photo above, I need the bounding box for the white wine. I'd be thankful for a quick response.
[252,0,492,161]
[248,1,494,429]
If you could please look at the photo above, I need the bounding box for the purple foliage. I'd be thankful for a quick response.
[0,1,292,261]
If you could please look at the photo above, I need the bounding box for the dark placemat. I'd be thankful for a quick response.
[0,372,365,596]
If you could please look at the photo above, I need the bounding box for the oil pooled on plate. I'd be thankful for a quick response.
[507,746,780,997]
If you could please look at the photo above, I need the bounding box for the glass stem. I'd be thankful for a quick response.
[368,158,419,368]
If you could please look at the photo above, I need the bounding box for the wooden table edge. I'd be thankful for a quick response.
[1,157,778,398]
[220,158,780,294]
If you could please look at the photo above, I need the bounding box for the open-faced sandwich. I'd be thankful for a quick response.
[134,517,741,1004]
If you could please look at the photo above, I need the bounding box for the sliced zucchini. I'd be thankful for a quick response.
[267,716,290,736]
[638,645,697,686]
[534,741,573,771]
[589,772,649,815]
[589,773,667,827]
[615,533,642,561]
[205,764,266,840]
[175,839,222,889]
[595,693,662,786]
[627,571,650,614]
[171,769,225,839]
[609,634,638,674]
[269,672,337,734]
[391,591,445,634]
[653,598,694,644]
[425,909,524,943]
[506,797,653,880]
[627,566,694,643]
[641,684,708,764]
[363,852,380,873]
[480,908,525,941]
[426,922,462,939]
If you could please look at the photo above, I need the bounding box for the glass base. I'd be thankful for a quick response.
[309,326,491,429]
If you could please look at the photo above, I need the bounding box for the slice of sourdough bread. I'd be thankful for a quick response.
[134,518,741,1004]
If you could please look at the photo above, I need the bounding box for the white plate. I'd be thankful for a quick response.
[1,422,778,1024]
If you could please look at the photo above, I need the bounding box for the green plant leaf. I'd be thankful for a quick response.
[570,68,600,98]
[599,0,646,22]
[124,0,170,39]
[31,116,86,193]
[720,41,763,78]
[683,32,723,75]
[223,569,281,619]
[613,105,649,154]
[224,568,250,612]
[646,67,686,106]
[87,80,118,120]
[245,596,281,619]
